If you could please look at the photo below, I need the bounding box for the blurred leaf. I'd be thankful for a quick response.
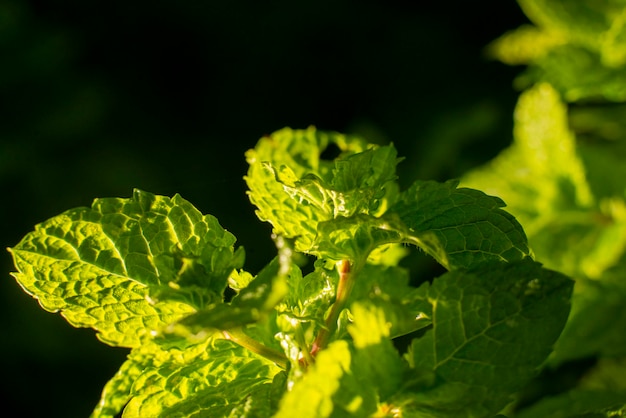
[491,0,626,101]
[518,0,626,67]
[515,389,626,418]
[551,272,626,363]
[487,24,567,65]
[460,83,626,279]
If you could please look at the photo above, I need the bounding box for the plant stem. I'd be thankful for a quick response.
[295,322,315,368]
[222,327,288,370]
[310,259,357,358]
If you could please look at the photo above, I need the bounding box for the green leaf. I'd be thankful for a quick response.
[515,389,626,418]
[518,0,626,67]
[487,24,567,66]
[347,301,405,400]
[8,189,244,347]
[522,45,626,102]
[514,349,626,417]
[345,263,432,340]
[490,1,626,101]
[91,351,150,418]
[462,83,592,227]
[245,126,401,253]
[402,259,573,417]
[460,83,626,279]
[550,273,626,363]
[165,257,292,338]
[276,302,406,418]
[274,340,354,418]
[119,339,281,418]
[310,213,406,261]
[390,179,530,270]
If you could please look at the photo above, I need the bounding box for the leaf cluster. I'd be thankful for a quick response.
[462,0,626,415]
[9,124,575,417]
[12,0,626,415]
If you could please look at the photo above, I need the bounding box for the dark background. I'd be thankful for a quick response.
[1,1,528,416]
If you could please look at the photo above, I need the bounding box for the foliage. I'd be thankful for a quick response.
[461,0,626,415]
[7,1,626,416]
[10,124,573,417]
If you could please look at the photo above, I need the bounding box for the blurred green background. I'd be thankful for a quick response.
[1,1,527,416]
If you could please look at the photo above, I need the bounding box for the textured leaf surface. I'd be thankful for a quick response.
[9,190,244,347]
[169,257,292,338]
[120,339,280,418]
[276,303,405,418]
[91,347,156,418]
[403,259,573,417]
[390,179,530,270]
[311,213,406,261]
[245,126,400,253]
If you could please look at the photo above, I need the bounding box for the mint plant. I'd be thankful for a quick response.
[9,126,574,417]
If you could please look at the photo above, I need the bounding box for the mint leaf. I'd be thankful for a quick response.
[515,358,626,418]
[402,259,573,416]
[487,24,567,66]
[489,0,626,101]
[460,83,626,279]
[515,389,626,418]
[120,339,280,418]
[551,272,626,363]
[346,263,432,340]
[518,0,626,67]
[390,179,530,270]
[310,213,406,261]
[8,189,244,347]
[165,256,291,340]
[274,340,355,418]
[347,301,404,400]
[276,303,406,418]
[91,351,150,418]
[245,126,400,253]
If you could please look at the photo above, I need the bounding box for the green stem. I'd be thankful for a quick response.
[222,327,288,370]
[295,322,315,368]
[310,259,357,358]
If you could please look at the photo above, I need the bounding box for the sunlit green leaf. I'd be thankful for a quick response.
[245,126,400,253]
[346,264,432,340]
[490,0,626,101]
[121,339,280,418]
[311,213,406,261]
[166,257,292,339]
[9,190,244,347]
[276,303,407,418]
